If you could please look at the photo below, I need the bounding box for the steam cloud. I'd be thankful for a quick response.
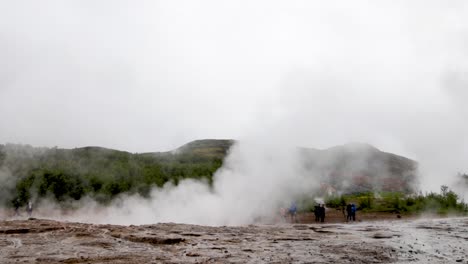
[29,141,318,225]
[1,1,468,224]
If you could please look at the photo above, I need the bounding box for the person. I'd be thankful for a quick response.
[319,204,325,223]
[279,207,288,222]
[11,198,20,217]
[289,202,297,223]
[346,204,352,222]
[314,204,320,222]
[351,203,356,221]
[27,201,33,217]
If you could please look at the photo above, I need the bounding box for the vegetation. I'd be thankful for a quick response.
[1,140,232,207]
[2,139,465,218]
[324,185,468,216]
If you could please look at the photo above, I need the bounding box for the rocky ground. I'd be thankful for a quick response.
[0,215,467,264]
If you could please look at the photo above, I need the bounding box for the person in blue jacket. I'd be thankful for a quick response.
[289,202,297,223]
[351,203,356,221]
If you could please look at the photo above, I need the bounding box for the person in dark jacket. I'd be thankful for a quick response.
[314,205,320,222]
[346,204,352,222]
[13,199,20,217]
[351,203,356,221]
[319,204,326,223]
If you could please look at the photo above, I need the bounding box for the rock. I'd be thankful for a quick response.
[3,228,30,234]
[293,225,309,230]
[123,235,185,245]
[372,232,393,239]
[0,217,466,263]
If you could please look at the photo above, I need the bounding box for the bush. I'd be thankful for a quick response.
[325,195,346,208]
[357,192,374,211]
[318,187,468,216]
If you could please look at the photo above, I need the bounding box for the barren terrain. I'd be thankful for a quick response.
[0,215,467,264]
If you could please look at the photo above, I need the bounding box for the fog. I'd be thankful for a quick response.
[1,1,468,224]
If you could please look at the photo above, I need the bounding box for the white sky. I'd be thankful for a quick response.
[1,1,468,187]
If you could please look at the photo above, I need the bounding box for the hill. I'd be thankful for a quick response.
[300,143,417,193]
[0,140,417,207]
[0,140,230,207]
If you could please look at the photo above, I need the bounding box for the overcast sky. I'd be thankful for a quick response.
[1,0,467,184]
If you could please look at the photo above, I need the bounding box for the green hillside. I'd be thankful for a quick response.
[0,140,418,208]
[0,140,232,207]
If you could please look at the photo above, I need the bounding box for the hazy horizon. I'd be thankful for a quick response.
[2,0,468,202]
[0,139,417,159]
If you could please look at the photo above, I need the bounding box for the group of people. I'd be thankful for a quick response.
[313,204,326,222]
[279,202,358,223]
[346,203,356,222]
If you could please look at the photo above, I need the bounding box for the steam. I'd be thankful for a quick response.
[15,141,319,225]
[0,168,15,206]
[1,1,468,223]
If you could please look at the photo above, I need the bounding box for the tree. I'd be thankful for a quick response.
[440,185,448,196]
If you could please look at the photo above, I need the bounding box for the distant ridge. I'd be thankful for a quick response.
[299,142,417,193]
[169,139,234,158]
[0,139,418,207]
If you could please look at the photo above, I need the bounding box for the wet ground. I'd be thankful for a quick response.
[0,216,467,263]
